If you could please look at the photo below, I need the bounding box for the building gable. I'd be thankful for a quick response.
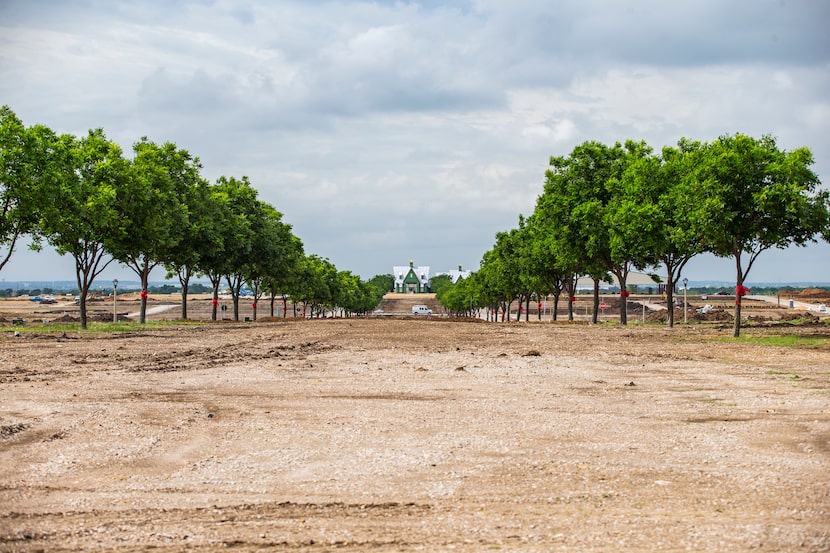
[393,260,430,293]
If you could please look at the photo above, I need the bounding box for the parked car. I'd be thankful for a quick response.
[411,305,432,315]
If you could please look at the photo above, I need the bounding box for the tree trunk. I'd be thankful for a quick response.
[76,266,90,330]
[565,278,576,321]
[126,257,155,325]
[128,258,154,325]
[226,275,243,321]
[79,289,89,329]
[250,280,262,322]
[733,279,747,338]
[618,281,628,325]
[592,280,600,324]
[180,280,189,320]
[0,231,19,273]
[665,274,675,328]
[139,268,150,324]
[209,275,221,321]
[733,299,742,337]
[733,254,747,338]
[178,267,192,320]
[552,294,560,321]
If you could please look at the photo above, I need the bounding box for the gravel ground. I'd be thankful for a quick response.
[1,317,829,552]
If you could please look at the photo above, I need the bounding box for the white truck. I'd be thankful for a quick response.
[411,305,432,316]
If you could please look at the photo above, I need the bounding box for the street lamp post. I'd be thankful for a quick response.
[682,277,688,324]
[112,279,119,323]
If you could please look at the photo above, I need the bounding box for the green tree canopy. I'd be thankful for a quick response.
[0,106,42,273]
[165,177,221,319]
[38,129,129,328]
[110,138,200,323]
[696,133,827,336]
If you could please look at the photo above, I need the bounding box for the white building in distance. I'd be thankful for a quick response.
[393,260,430,294]
[435,265,472,284]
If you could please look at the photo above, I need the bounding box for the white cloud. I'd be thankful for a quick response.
[1,0,828,283]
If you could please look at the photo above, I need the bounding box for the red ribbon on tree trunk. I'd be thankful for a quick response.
[620,290,630,298]
[211,298,219,306]
[569,296,577,302]
[735,285,750,304]
[140,289,148,300]
[252,302,257,309]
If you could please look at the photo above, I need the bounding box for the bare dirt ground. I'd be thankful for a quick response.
[1,299,829,551]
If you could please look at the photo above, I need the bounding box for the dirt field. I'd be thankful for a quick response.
[1,305,829,551]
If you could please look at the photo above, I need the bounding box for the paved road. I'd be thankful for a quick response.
[127,304,177,318]
[747,294,829,315]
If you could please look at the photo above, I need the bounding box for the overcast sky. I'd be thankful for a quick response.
[2,0,829,286]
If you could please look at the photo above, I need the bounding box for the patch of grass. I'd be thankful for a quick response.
[723,335,830,348]
[777,317,830,327]
[7,320,203,334]
[766,369,807,381]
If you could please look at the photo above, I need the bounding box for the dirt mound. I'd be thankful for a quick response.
[798,288,830,299]
[691,308,732,322]
[52,314,79,323]
[780,311,819,322]
[646,305,732,323]
[86,313,132,322]
[646,307,683,323]
[746,315,774,323]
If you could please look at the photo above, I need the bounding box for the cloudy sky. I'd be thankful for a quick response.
[2,0,829,285]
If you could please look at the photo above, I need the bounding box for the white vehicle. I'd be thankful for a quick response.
[411,305,432,315]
